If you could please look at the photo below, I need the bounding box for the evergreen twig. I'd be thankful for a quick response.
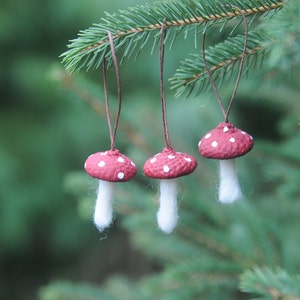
[171,30,266,96]
[61,0,283,73]
[240,267,300,299]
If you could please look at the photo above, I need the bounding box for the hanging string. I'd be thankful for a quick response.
[160,23,172,149]
[102,58,113,149]
[202,7,248,123]
[225,7,248,122]
[202,23,226,120]
[102,31,122,151]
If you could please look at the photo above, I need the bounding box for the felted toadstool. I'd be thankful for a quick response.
[143,148,197,233]
[84,31,136,232]
[199,12,253,203]
[85,150,136,231]
[142,25,197,233]
[198,122,253,203]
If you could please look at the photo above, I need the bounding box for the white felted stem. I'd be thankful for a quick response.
[93,180,114,231]
[218,159,242,203]
[157,178,178,234]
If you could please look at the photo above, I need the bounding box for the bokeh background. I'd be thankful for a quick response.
[1,0,299,299]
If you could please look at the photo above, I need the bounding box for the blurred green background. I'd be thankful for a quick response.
[1,0,299,299]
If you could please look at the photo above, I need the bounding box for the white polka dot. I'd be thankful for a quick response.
[205,133,211,139]
[184,157,192,162]
[168,155,175,159]
[229,137,235,143]
[211,141,218,147]
[117,157,124,163]
[241,131,246,135]
[198,141,201,147]
[100,152,107,155]
[131,161,135,166]
[223,126,229,132]
[163,165,170,173]
[98,161,105,167]
[250,135,253,140]
[118,172,125,179]
[150,157,157,163]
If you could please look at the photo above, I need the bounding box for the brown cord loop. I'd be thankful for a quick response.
[159,23,172,149]
[202,7,249,122]
[103,31,122,150]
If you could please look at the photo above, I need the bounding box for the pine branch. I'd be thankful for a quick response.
[163,258,242,287]
[171,0,300,97]
[170,30,268,97]
[61,0,283,73]
[179,225,255,265]
[261,0,300,71]
[240,267,300,300]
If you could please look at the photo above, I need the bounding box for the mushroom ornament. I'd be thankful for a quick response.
[85,149,137,231]
[198,122,253,203]
[83,32,137,232]
[142,25,197,233]
[143,148,197,233]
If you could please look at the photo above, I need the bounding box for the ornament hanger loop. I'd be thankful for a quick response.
[202,6,249,123]
[159,22,172,149]
[103,31,122,151]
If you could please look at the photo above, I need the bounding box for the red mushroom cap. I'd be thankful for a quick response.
[84,149,137,182]
[198,122,254,159]
[143,148,197,179]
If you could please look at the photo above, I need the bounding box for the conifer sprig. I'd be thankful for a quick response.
[240,267,300,299]
[170,30,267,96]
[61,0,283,73]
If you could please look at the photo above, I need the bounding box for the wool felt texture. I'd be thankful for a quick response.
[218,159,242,203]
[93,180,114,231]
[157,178,179,234]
